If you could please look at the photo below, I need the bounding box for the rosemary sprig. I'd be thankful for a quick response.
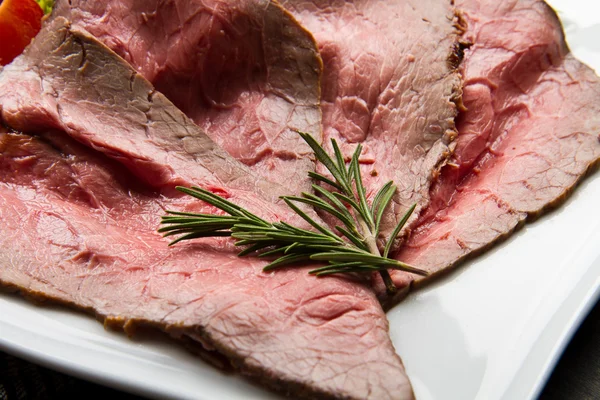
[159,132,427,294]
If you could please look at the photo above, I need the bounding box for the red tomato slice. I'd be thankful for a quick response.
[0,0,44,66]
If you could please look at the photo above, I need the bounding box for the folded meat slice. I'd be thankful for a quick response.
[0,18,413,400]
[380,0,600,305]
[281,0,462,232]
[51,0,323,194]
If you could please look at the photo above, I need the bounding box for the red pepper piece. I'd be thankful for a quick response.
[0,0,44,66]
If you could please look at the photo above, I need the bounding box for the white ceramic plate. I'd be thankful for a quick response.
[1,1,600,399]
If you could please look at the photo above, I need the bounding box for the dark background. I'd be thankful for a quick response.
[1,297,599,400]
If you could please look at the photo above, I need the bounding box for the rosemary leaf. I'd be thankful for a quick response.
[331,139,349,182]
[177,187,243,217]
[307,171,343,192]
[308,261,370,274]
[237,242,273,257]
[285,194,354,230]
[299,244,358,253]
[281,197,341,241]
[372,182,396,234]
[168,231,232,246]
[298,132,347,192]
[311,185,355,226]
[284,242,302,254]
[263,254,311,271]
[335,226,368,251]
[258,246,293,257]
[332,192,362,215]
[389,260,428,276]
[383,203,417,258]
[349,148,374,229]
[309,251,400,266]
[158,219,238,233]
[163,210,233,218]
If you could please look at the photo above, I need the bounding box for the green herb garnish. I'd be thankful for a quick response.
[35,0,54,14]
[160,132,427,294]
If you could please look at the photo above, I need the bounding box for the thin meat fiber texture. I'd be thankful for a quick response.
[0,18,414,400]
[51,0,323,195]
[381,0,600,305]
[281,0,462,234]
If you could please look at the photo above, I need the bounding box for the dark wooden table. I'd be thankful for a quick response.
[2,296,599,400]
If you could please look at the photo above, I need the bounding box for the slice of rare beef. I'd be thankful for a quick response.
[281,0,462,233]
[0,18,414,400]
[51,0,323,194]
[380,0,600,305]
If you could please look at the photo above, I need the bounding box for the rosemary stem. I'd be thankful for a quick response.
[357,216,397,295]
[379,270,397,295]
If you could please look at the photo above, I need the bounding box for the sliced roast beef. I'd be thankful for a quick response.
[0,18,414,400]
[281,0,462,233]
[379,0,600,305]
[51,0,323,194]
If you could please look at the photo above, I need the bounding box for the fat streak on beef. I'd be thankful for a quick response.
[0,17,414,400]
[380,0,600,305]
[281,0,463,235]
[51,0,323,194]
